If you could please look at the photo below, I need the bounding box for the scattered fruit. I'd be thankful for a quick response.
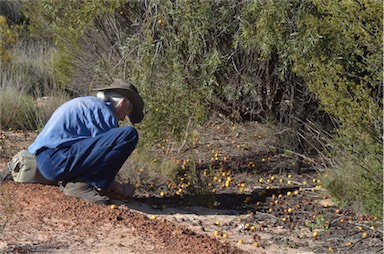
[238,239,244,244]
[214,230,220,236]
[222,233,228,238]
[110,204,118,209]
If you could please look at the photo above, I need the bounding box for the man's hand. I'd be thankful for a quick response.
[102,180,136,200]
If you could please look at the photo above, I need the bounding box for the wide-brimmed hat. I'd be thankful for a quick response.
[94,79,144,123]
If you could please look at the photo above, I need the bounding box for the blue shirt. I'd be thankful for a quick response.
[28,96,118,155]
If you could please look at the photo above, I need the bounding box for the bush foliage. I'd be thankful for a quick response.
[0,15,19,62]
[0,0,382,217]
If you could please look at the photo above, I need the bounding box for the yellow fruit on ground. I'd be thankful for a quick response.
[160,191,165,197]
[215,220,220,226]
[222,233,228,238]
[253,242,260,247]
[110,204,118,209]
[313,231,318,237]
[238,239,244,244]
[214,230,220,236]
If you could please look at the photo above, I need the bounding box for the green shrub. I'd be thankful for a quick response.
[21,0,122,89]
[236,0,382,216]
[292,1,383,217]
[21,1,325,144]
[0,15,20,62]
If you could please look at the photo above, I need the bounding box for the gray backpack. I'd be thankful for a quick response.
[4,149,57,185]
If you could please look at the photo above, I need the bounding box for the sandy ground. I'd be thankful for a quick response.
[0,127,382,254]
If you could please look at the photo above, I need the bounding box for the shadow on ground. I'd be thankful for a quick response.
[117,186,300,216]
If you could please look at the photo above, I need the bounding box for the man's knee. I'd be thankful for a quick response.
[121,126,139,146]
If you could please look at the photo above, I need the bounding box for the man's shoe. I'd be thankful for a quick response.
[62,182,111,205]
[0,165,12,184]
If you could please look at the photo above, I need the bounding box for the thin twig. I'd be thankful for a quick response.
[178,117,193,154]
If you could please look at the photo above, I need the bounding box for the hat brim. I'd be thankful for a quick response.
[94,87,144,123]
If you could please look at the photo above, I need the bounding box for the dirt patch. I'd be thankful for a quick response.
[0,123,382,254]
[0,182,242,254]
